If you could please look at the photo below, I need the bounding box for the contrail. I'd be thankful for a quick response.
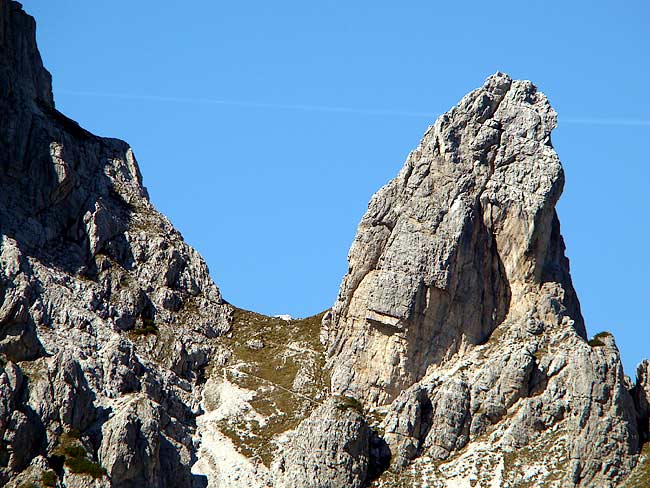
[58,89,650,127]
[561,117,650,127]
[57,89,435,118]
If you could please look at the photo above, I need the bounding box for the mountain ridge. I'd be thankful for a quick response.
[0,2,648,487]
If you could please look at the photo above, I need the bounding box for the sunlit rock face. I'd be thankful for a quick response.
[322,72,585,406]
[1,2,649,487]
[316,72,643,487]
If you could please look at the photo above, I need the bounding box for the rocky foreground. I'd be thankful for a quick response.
[1,2,649,487]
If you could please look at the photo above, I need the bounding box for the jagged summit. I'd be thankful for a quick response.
[0,1,53,107]
[323,71,586,405]
[280,73,649,487]
[0,2,649,488]
[1,2,231,487]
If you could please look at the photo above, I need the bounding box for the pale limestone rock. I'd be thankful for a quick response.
[323,72,583,406]
[273,397,371,488]
[98,395,162,486]
[0,2,230,486]
[315,73,644,487]
[1,2,649,487]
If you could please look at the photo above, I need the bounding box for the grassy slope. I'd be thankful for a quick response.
[207,308,330,466]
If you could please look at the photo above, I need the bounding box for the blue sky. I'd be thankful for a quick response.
[22,1,649,375]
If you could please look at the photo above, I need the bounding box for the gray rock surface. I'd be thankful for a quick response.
[0,2,230,486]
[273,397,372,488]
[1,2,649,488]
[322,72,584,405]
[317,72,647,487]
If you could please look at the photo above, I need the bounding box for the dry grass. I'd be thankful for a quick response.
[210,308,330,466]
[621,443,650,488]
[53,431,106,479]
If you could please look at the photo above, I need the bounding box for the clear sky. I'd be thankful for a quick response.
[22,1,649,376]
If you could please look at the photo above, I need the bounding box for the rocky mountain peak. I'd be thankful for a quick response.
[1,2,231,486]
[322,71,585,406]
[0,1,53,108]
[1,3,648,488]
[284,73,648,486]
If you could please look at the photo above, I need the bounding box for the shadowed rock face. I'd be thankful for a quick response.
[0,2,230,487]
[635,360,650,441]
[272,397,372,488]
[1,2,649,488]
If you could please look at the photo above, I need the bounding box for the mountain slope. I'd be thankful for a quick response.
[0,2,648,488]
[1,2,231,486]
[290,74,648,488]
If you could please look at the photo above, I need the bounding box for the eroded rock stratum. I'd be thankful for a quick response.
[1,2,648,487]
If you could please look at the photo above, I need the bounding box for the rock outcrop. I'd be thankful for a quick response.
[0,2,230,487]
[317,74,647,487]
[322,72,583,405]
[273,397,372,488]
[1,2,649,487]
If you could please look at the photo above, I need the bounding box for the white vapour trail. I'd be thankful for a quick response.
[58,89,434,118]
[59,89,650,127]
[561,117,650,127]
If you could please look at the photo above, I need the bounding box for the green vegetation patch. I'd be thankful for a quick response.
[334,395,364,415]
[65,428,81,439]
[61,444,86,459]
[65,457,106,478]
[588,331,612,347]
[54,431,106,479]
[622,443,650,488]
[41,470,57,487]
[212,308,330,466]
[132,317,158,336]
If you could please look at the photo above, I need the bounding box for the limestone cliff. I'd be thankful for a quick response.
[0,2,231,487]
[291,72,645,488]
[1,2,649,488]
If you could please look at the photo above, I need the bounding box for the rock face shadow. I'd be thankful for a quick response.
[0,104,139,275]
